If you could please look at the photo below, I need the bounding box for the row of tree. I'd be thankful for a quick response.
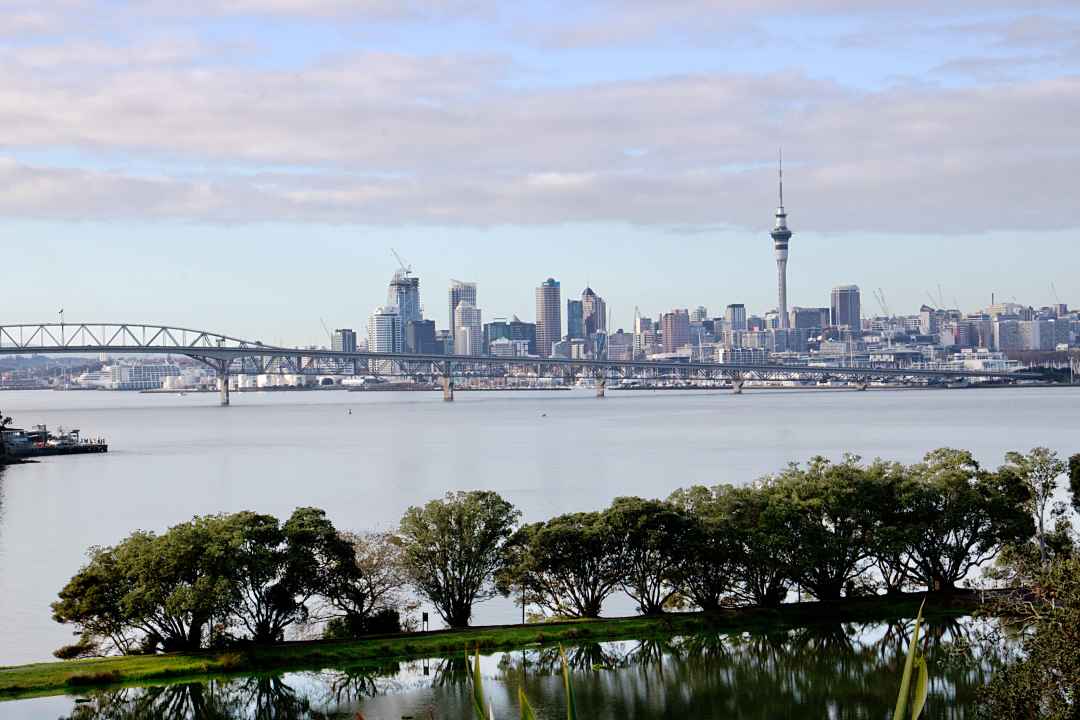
[52,447,1079,658]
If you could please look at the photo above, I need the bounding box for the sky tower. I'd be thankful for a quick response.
[771,151,792,329]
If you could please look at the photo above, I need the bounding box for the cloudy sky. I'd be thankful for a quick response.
[2,0,1077,341]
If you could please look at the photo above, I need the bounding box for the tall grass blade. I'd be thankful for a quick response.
[469,647,490,720]
[559,645,578,720]
[892,599,927,720]
[518,687,538,720]
[912,656,929,720]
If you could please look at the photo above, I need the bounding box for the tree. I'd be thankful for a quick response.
[322,531,415,637]
[398,491,519,629]
[1070,454,1080,515]
[52,545,138,657]
[667,486,742,612]
[226,508,355,644]
[603,497,692,615]
[979,557,1080,719]
[496,512,622,619]
[717,483,794,608]
[1003,448,1067,566]
[769,456,891,601]
[900,449,1033,592]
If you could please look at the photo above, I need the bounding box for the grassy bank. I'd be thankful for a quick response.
[0,591,983,701]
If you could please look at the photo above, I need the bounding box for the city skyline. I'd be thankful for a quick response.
[1,1,1078,345]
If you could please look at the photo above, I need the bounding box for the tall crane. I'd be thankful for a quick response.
[391,248,412,276]
[873,289,892,318]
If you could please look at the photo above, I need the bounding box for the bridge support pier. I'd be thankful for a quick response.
[732,376,744,395]
[218,367,231,406]
[596,380,606,399]
[857,382,869,392]
[441,375,454,402]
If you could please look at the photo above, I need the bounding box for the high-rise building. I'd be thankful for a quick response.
[448,280,477,334]
[789,307,830,331]
[535,278,561,357]
[567,300,584,339]
[405,319,436,354]
[691,306,709,323]
[582,287,607,336]
[332,328,357,353]
[454,302,483,356]
[831,285,862,330]
[770,154,793,329]
[725,304,748,331]
[661,309,691,354]
[368,306,403,354]
[387,271,422,326]
[508,316,537,355]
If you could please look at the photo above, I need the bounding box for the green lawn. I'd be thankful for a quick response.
[0,592,977,701]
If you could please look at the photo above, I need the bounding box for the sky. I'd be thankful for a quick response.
[1,0,1078,344]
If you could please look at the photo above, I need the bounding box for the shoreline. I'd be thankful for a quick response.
[0,590,987,702]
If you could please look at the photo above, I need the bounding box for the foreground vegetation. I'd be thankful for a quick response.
[12,445,1080,714]
[0,591,973,700]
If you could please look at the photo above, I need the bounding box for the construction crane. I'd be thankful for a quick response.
[391,248,413,276]
[1051,282,1062,305]
[320,318,333,347]
[873,289,892,318]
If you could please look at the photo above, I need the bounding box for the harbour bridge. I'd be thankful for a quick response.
[0,322,1040,405]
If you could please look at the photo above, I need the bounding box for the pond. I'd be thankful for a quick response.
[6,618,1001,719]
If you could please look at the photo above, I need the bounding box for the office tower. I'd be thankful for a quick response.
[508,316,537,355]
[405,319,436,354]
[387,271,422,326]
[454,302,483,356]
[368,306,403,353]
[567,300,585,339]
[448,280,477,334]
[725,304,748,331]
[831,285,862,330]
[661,309,691,354]
[484,318,512,351]
[582,287,607,335]
[332,328,357,353]
[434,329,453,355]
[535,278,562,357]
[691,306,709,323]
[771,153,793,329]
[789,307,831,331]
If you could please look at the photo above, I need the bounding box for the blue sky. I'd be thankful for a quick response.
[1,1,1078,342]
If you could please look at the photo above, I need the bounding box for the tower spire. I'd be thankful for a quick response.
[778,148,784,208]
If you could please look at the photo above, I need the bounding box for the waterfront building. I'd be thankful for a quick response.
[770,155,793,329]
[332,328,357,354]
[535,278,562,357]
[489,338,532,357]
[725,304,748,331]
[567,300,584,339]
[368,305,403,354]
[449,280,477,334]
[405,319,437,354]
[661,309,691,354]
[717,347,770,364]
[454,302,483,356]
[582,287,607,336]
[95,363,181,390]
[387,271,422,326]
[831,285,862,331]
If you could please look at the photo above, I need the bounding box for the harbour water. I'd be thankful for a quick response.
[0,386,1076,666]
[6,618,999,719]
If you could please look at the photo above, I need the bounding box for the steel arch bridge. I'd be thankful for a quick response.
[0,322,1038,405]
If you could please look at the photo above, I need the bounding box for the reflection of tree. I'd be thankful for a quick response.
[432,654,470,689]
[316,661,403,705]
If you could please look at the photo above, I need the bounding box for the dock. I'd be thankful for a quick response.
[1,424,109,459]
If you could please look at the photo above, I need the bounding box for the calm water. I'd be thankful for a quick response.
[6,619,999,719]
[0,386,1075,667]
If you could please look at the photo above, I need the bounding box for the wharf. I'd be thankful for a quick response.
[10,443,108,458]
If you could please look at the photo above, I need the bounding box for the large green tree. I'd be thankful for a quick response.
[1003,447,1067,566]
[397,491,519,629]
[603,497,692,615]
[900,448,1033,592]
[496,511,623,619]
[718,483,794,608]
[667,486,743,612]
[769,456,896,601]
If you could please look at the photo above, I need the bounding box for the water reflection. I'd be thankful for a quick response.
[55,619,999,720]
